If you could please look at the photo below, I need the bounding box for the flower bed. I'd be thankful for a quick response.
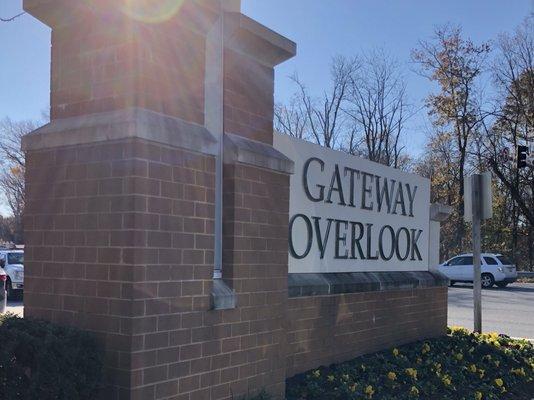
[286,327,534,400]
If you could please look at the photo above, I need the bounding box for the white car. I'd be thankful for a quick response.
[438,253,518,288]
[0,250,24,299]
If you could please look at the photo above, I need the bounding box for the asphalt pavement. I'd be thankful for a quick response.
[448,282,534,339]
[6,299,23,317]
[5,283,534,339]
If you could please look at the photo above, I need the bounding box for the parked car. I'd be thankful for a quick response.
[438,253,517,288]
[0,249,24,299]
[0,269,6,313]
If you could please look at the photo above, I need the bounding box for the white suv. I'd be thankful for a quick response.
[438,253,518,288]
[0,250,24,299]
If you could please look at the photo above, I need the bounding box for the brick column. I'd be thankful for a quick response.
[23,1,295,399]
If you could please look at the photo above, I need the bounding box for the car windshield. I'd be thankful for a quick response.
[7,253,23,265]
[497,256,512,265]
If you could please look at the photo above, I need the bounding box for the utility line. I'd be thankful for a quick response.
[1,12,25,22]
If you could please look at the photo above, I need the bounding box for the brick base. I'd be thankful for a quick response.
[285,287,448,377]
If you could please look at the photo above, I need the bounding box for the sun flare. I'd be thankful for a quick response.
[120,0,186,24]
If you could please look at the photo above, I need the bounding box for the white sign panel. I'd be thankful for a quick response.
[274,133,431,273]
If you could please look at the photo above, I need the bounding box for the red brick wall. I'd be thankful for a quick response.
[24,138,217,399]
[285,287,448,377]
[224,49,275,145]
[25,139,292,399]
[221,163,290,398]
[50,10,206,123]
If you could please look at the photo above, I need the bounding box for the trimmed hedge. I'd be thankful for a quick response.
[0,314,103,400]
[286,327,534,400]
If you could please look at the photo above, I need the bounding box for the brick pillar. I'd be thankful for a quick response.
[23,1,295,399]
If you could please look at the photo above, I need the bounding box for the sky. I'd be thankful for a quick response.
[0,0,533,156]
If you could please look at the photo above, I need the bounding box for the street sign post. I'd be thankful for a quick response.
[465,172,493,333]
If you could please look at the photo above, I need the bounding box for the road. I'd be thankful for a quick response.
[6,299,23,317]
[5,283,534,338]
[448,283,534,339]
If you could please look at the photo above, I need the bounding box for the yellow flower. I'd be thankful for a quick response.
[494,378,504,387]
[474,391,483,400]
[511,368,526,377]
[392,348,399,357]
[450,326,469,333]
[422,343,431,354]
[410,386,419,397]
[434,363,442,371]
[327,375,335,382]
[405,368,418,380]
[312,370,320,378]
[478,369,485,379]
[442,375,452,386]
[469,364,477,373]
[365,385,375,398]
[416,357,422,364]
[455,353,463,361]
[387,372,397,381]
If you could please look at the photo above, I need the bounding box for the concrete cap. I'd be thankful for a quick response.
[22,108,218,155]
[224,133,294,174]
[430,203,454,222]
[224,13,297,67]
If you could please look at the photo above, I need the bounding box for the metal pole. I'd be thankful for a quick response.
[472,174,482,333]
[205,3,225,279]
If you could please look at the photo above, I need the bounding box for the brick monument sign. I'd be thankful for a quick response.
[22,1,448,399]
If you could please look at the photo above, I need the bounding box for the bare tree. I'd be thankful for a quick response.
[345,50,412,168]
[288,55,360,149]
[412,24,490,249]
[475,17,534,268]
[0,12,25,22]
[274,95,309,140]
[0,118,40,244]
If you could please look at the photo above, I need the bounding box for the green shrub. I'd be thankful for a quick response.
[0,314,104,400]
[286,327,534,400]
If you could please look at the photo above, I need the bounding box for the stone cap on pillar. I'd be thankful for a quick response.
[430,203,453,222]
[224,12,296,67]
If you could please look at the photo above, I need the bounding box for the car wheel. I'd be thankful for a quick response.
[449,280,456,287]
[481,273,495,289]
[496,282,508,288]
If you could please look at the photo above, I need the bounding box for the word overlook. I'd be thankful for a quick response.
[289,157,424,262]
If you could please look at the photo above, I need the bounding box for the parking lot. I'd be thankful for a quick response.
[6,299,23,317]
[448,282,534,339]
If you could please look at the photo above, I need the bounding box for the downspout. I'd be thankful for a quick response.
[205,3,225,280]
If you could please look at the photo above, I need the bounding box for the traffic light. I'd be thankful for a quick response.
[517,145,529,169]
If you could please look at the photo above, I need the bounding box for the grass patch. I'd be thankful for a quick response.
[286,327,534,400]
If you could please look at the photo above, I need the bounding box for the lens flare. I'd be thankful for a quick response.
[120,0,186,24]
